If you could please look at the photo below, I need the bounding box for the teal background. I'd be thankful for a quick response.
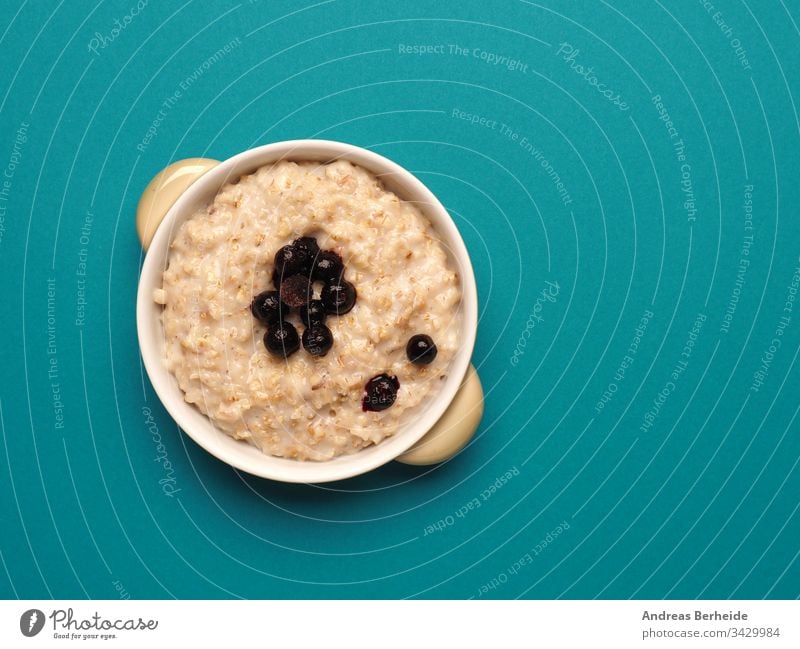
[1,0,799,599]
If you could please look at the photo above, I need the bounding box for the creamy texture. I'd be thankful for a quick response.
[156,159,461,460]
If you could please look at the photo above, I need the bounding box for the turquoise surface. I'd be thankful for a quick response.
[1,0,799,599]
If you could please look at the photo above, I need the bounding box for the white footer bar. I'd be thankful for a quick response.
[1,600,797,647]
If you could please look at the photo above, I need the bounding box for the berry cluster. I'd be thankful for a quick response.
[251,236,441,414]
[251,236,357,358]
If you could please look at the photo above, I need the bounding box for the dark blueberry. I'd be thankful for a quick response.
[300,299,327,327]
[311,250,344,282]
[302,324,334,357]
[362,373,400,412]
[250,290,289,325]
[321,280,357,315]
[406,334,437,365]
[279,274,312,308]
[293,236,320,263]
[263,321,300,358]
[273,244,308,278]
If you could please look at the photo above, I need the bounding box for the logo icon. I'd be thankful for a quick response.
[20,609,45,637]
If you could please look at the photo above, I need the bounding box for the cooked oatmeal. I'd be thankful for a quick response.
[155,159,462,460]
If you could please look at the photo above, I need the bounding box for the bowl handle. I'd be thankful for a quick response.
[136,158,220,251]
[396,364,484,465]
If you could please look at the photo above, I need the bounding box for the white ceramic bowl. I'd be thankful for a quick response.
[136,140,478,483]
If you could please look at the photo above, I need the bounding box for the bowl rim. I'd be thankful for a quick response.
[136,139,478,483]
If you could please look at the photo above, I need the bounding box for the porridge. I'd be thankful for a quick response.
[154,159,462,460]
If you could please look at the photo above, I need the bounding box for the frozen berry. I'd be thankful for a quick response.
[406,334,437,365]
[250,290,289,325]
[274,244,308,279]
[311,250,344,282]
[302,324,334,357]
[362,373,400,412]
[293,236,320,263]
[264,321,300,357]
[280,274,312,308]
[321,280,356,315]
[300,299,326,327]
